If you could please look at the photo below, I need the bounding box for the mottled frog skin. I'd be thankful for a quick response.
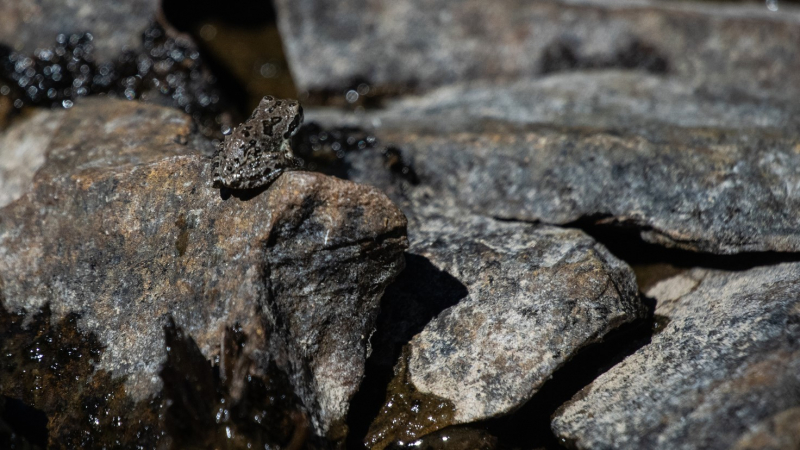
[212,96,304,189]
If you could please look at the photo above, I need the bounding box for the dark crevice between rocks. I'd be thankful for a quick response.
[346,253,469,449]
[540,38,669,76]
[218,183,271,201]
[161,0,274,118]
[492,214,800,292]
[162,0,278,31]
[566,218,800,291]
[292,122,420,200]
[0,396,47,449]
[161,0,300,112]
[161,317,311,449]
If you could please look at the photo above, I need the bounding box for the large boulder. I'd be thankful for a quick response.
[275,0,800,96]
[0,99,408,442]
[365,205,644,448]
[552,264,800,449]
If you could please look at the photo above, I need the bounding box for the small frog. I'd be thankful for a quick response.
[212,96,304,190]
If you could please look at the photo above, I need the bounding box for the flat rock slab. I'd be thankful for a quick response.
[275,0,800,95]
[308,71,800,136]
[551,265,800,450]
[0,99,408,438]
[0,0,159,62]
[306,78,800,254]
[366,206,643,447]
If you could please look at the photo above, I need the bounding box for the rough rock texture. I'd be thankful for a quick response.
[365,204,643,447]
[551,265,800,450]
[732,407,800,450]
[0,0,159,62]
[275,0,800,95]
[406,210,642,423]
[307,71,800,137]
[0,109,63,207]
[305,73,800,254]
[0,99,408,438]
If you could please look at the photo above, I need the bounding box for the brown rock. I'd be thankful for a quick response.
[0,98,408,440]
[732,407,800,450]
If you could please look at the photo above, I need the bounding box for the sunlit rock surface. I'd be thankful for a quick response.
[364,204,644,448]
[307,71,800,135]
[275,0,800,96]
[0,99,407,441]
[551,265,800,449]
[305,71,800,254]
[0,109,63,207]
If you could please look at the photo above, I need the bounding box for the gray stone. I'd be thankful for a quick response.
[275,0,800,96]
[551,265,800,450]
[732,407,800,450]
[304,74,800,254]
[365,203,643,447]
[0,0,159,62]
[0,99,408,439]
[407,209,642,423]
[306,71,800,137]
[0,109,63,208]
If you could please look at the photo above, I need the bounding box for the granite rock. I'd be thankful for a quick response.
[305,75,800,254]
[307,71,800,137]
[0,109,63,208]
[732,407,800,450]
[0,0,159,62]
[0,99,408,439]
[275,0,800,96]
[551,265,800,449]
[365,205,644,448]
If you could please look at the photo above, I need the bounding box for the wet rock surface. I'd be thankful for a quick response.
[0,99,407,442]
[0,0,159,63]
[0,23,229,138]
[363,206,643,448]
[551,265,800,449]
[274,0,800,95]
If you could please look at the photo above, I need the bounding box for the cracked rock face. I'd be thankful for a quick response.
[551,265,800,450]
[365,205,644,447]
[0,99,408,439]
[305,71,800,255]
[307,71,800,137]
[275,0,800,96]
